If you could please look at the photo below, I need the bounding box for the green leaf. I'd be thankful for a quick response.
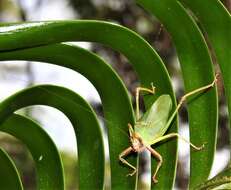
[0,43,134,189]
[0,148,23,190]
[212,183,231,190]
[180,0,231,159]
[0,21,176,189]
[0,114,64,190]
[0,85,105,190]
[196,163,231,190]
[137,0,218,188]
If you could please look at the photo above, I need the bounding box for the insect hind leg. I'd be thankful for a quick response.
[165,74,218,130]
[152,133,204,150]
[146,146,163,183]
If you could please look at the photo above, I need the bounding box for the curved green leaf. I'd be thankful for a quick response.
[0,43,135,189]
[212,183,231,190]
[180,0,231,156]
[0,20,176,189]
[0,148,23,190]
[0,85,104,190]
[196,163,231,190]
[0,114,64,190]
[137,0,218,188]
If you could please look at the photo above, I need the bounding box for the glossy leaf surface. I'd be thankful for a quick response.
[0,21,176,189]
[196,164,231,190]
[0,43,134,189]
[0,114,64,190]
[0,148,23,190]
[180,0,231,155]
[137,0,218,188]
[0,85,104,190]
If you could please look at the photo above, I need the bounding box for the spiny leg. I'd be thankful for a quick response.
[146,146,163,183]
[165,74,218,129]
[152,133,204,150]
[128,123,134,137]
[119,147,137,176]
[136,83,155,120]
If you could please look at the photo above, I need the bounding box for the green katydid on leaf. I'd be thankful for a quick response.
[0,21,176,189]
[179,0,231,160]
[0,2,226,189]
[136,0,218,188]
[119,75,217,183]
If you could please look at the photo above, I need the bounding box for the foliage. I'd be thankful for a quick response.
[0,0,230,189]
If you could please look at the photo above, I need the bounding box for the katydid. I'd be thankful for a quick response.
[119,74,218,183]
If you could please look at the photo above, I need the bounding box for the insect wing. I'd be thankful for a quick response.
[135,95,172,145]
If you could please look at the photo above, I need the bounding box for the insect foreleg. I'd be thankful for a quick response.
[146,146,163,183]
[119,147,137,176]
[136,83,155,120]
[165,74,218,129]
[152,133,204,150]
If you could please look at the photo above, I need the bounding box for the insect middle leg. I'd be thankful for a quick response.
[119,147,137,176]
[146,146,163,183]
[136,83,155,120]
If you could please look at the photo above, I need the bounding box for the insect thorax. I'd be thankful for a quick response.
[130,132,145,152]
